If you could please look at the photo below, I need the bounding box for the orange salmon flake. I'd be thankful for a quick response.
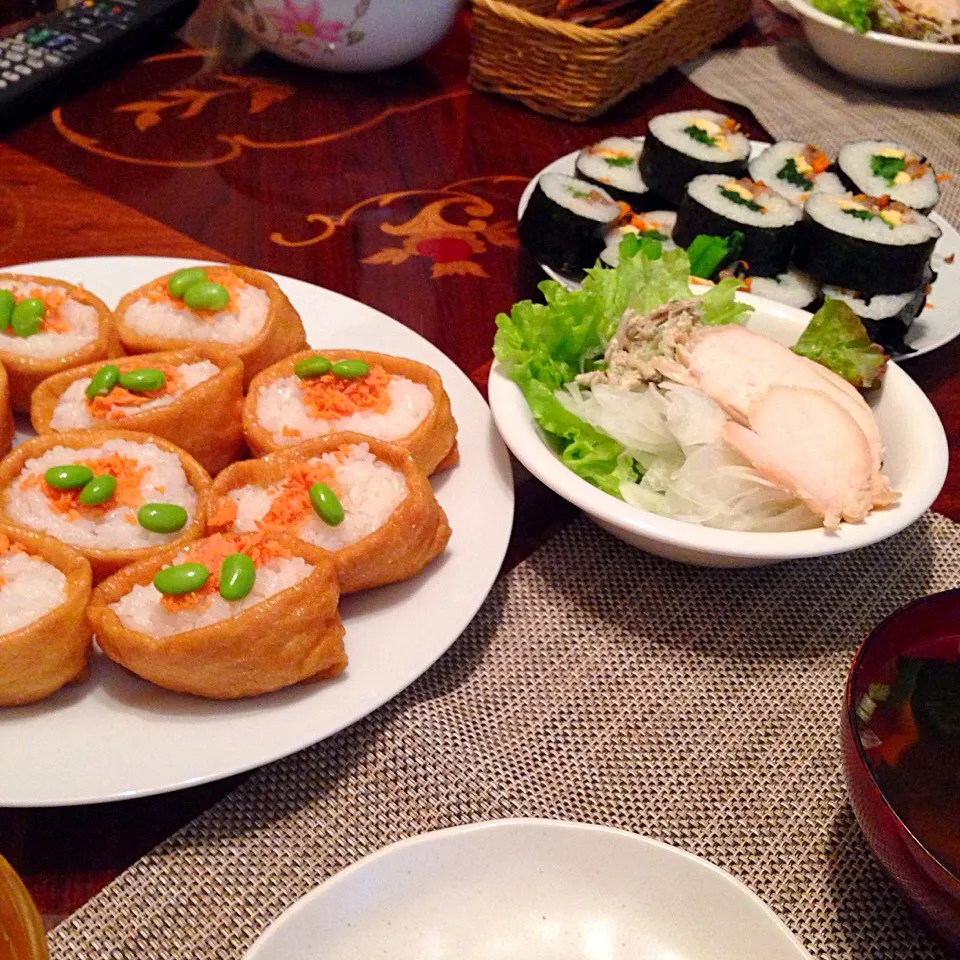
[0,286,72,337]
[89,364,185,420]
[300,365,392,421]
[258,461,339,533]
[23,453,148,519]
[160,531,293,611]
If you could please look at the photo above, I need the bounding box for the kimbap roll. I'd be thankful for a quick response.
[748,141,843,206]
[742,268,821,311]
[243,349,458,476]
[0,430,211,582]
[0,274,120,413]
[575,137,653,209]
[31,346,246,477]
[115,265,308,387]
[87,531,347,699]
[836,141,941,214]
[794,192,941,295]
[600,211,677,268]
[0,524,92,706]
[207,433,450,594]
[518,174,620,277]
[673,176,802,277]
[821,284,928,355]
[639,111,751,207]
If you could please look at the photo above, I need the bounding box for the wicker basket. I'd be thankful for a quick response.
[468,0,752,122]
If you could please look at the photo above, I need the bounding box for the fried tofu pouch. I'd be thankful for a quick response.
[0,429,212,583]
[207,433,451,594]
[0,524,93,706]
[0,274,121,412]
[87,533,347,699]
[115,265,307,387]
[31,346,246,476]
[0,363,14,460]
[243,349,459,475]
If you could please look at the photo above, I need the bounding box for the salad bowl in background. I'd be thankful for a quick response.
[842,589,960,948]
[782,0,960,88]
[488,291,948,568]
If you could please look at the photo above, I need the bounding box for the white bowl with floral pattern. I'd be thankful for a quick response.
[226,0,461,71]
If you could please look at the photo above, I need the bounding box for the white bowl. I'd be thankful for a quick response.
[488,294,949,567]
[245,819,813,960]
[784,0,960,89]
[226,0,461,72]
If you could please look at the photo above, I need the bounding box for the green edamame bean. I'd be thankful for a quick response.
[118,368,166,393]
[11,298,45,337]
[331,359,370,379]
[44,464,94,489]
[78,474,117,506]
[153,562,209,596]
[85,364,121,399]
[294,355,332,379]
[183,281,230,312]
[137,503,188,533]
[309,482,344,526]
[167,267,208,298]
[0,290,14,329]
[219,552,256,601]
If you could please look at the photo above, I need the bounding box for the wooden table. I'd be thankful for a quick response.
[1,0,957,931]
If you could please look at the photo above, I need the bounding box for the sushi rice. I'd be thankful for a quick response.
[226,443,407,550]
[0,280,98,359]
[0,546,66,634]
[122,271,270,344]
[837,141,941,212]
[6,438,198,550]
[111,549,312,638]
[256,372,433,447]
[50,360,220,431]
[748,141,844,206]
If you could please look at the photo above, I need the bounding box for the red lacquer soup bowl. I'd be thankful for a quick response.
[842,588,960,947]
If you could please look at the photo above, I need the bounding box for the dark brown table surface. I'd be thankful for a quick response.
[0,0,957,930]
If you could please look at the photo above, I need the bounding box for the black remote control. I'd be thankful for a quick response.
[0,0,199,132]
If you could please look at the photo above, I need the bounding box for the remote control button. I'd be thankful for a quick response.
[26,58,43,69]
[80,32,102,43]
[6,52,23,63]
[14,64,31,76]
[0,61,8,70]
[2,71,19,83]
[0,81,7,90]
[43,53,65,65]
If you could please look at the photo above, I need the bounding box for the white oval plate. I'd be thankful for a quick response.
[244,819,813,960]
[518,139,960,360]
[488,295,947,567]
[0,256,514,807]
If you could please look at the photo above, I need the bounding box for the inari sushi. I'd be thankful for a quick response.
[0,524,92,706]
[243,350,458,476]
[0,430,211,582]
[207,433,451,594]
[0,363,14,460]
[87,531,347,699]
[115,265,307,386]
[31,346,246,476]
[0,274,120,412]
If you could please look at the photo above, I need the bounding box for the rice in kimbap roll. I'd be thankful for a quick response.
[639,111,751,207]
[208,433,450,594]
[740,268,821,311]
[0,524,92,706]
[88,531,346,699]
[0,274,120,412]
[518,174,620,277]
[673,176,801,277]
[31,346,246,476]
[600,211,677,268]
[244,350,458,475]
[116,265,307,387]
[748,141,844,206]
[0,430,211,582]
[575,137,653,209]
[836,141,941,214]
[794,192,941,295]
[822,283,928,356]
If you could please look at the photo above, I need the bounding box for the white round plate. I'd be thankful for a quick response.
[488,295,947,567]
[518,139,960,360]
[244,819,813,960]
[0,256,513,807]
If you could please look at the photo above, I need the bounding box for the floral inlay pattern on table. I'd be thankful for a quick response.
[272,177,525,277]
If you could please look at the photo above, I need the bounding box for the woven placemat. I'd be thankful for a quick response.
[683,43,960,228]
[50,513,960,959]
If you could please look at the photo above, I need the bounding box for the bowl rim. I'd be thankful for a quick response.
[845,587,960,890]
[488,294,950,563]
[785,0,960,54]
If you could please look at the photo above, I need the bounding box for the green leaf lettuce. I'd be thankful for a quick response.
[811,0,873,32]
